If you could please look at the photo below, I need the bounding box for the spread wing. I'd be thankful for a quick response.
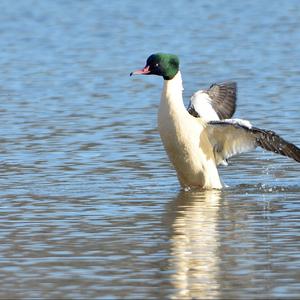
[188,81,237,121]
[206,119,300,165]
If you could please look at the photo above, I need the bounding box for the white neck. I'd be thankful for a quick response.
[164,70,184,91]
[161,71,186,113]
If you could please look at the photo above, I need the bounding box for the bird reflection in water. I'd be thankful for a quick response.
[167,190,222,299]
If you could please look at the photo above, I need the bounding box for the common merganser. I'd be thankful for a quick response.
[130,53,300,189]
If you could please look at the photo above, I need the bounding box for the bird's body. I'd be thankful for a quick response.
[158,71,222,189]
[131,53,300,190]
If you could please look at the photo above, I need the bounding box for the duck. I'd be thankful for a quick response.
[130,53,300,189]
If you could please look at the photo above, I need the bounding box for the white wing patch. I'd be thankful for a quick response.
[222,118,252,129]
[189,90,220,121]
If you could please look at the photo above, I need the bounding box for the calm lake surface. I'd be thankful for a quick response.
[0,1,300,299]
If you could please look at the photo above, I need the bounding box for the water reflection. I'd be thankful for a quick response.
[167,190,221,299]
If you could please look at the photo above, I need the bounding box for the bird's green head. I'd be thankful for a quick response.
[130,53,179,80]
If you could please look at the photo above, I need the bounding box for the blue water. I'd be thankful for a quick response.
[0,0,300,299]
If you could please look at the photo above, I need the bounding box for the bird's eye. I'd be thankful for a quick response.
[155,63,159,67]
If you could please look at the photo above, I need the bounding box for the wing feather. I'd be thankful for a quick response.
[188,81,237,120]
[207,81,237,119]
[207,120,300,165]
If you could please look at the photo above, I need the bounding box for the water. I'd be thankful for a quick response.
[0,0,300,298]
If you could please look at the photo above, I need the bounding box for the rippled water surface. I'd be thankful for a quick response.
[0,1,300,299]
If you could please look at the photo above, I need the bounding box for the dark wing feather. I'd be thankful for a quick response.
[187,104,200,117]
[206,81,237,119]
[251,127,300,162]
